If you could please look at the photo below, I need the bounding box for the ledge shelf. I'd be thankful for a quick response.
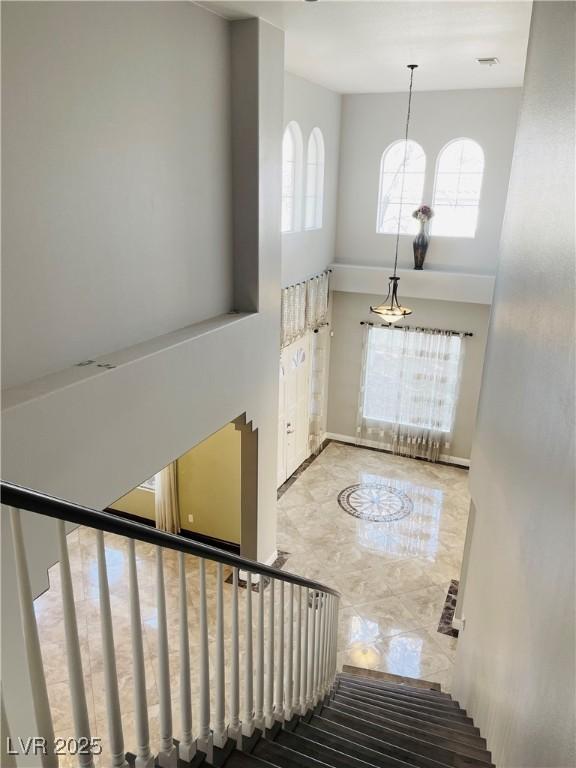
[329,263,495,305]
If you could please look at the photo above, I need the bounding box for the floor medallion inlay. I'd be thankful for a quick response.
[337,482,413,522]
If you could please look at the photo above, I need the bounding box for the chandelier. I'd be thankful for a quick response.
[370,64,418,323]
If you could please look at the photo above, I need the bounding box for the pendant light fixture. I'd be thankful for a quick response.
[370,64,418,324]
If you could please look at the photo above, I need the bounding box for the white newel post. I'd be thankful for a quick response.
[254,579,265,732]
[9,508,58,768]
[197,559,212,760]
[156,548,176,767]
[229,568,241,746]
[213,563,227,749]
[57,521,94,768]
[96,531,127,768]
[128,539,154,768]
[285,583,294,720]
[178,553,195,762]
[242,572,255,737]
[264,579,275,730]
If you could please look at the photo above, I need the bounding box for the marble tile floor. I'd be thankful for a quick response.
[32,441,469,765]
[277,442,470,692]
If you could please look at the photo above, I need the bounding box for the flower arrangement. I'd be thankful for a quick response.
[412,205,434,222]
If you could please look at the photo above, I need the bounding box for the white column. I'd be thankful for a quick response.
[178,553,195,763]
[156,548,176,768]
[197,559,212,761]
[274,581,284,721]
[242,573,255,737]
[57,520,94,768]
[229,568,241,746]
[128,539,154,768]
[285,584,294,721]
[300,587,309,715]
[254,579,265,732]
[96,531,127,768]
[293,586,301,716]
[213,563,227,749]
[9,508,58,768]
[264,579,274,730]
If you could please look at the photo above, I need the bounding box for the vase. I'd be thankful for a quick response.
[413,221,429,270]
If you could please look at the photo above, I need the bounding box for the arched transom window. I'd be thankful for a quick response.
[304,127,325,230]
[432,138,484,238]
[376,140,426,235]
[281,121,303,233]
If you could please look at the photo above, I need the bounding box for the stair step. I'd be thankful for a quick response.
[319,706,494,768]
[329,698,488,756]
[295,721,422,768]
[341,666,443,694]
[254,737,335,768]
[276,729,382,768]
[333,689,479,732]
[337,680,465,714]
[225,751,278,768]
[311,715,463,768]
[332,693,486,747]
[338,675,458,704]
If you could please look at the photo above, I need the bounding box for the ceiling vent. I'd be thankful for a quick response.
[476,57,499,66]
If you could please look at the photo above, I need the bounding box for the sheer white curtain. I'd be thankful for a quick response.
[308,326,329,454]
[155,462,181,533]
[357,326,465,461]
[281,270,330,348]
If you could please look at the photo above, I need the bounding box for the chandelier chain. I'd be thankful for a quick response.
[393,65,417,277]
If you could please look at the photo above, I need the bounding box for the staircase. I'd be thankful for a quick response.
[1,481,492,768]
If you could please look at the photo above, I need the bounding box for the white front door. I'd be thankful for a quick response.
[277,333,312,486]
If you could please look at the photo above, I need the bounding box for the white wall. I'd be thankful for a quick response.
[453,4,575,767]
[326,292,491,461]
[282,73,341,286]
[2,2,233,390]
[336,88,520,275]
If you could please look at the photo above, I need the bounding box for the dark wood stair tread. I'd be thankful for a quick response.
[332,693,486,748]
[276,729,383,768]
[225,751,279,768]
[254,737,335,767]
[341,666,444,694]
[338,679,462,711]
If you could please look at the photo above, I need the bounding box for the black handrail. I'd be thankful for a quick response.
[1,481,340,597]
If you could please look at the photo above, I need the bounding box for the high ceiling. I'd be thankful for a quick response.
[202,1,532,93]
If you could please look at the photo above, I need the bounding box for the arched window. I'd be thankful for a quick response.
[281,121,303,233]
[304,128,325,230]
[376,140,426,235]
[432,139,484,238]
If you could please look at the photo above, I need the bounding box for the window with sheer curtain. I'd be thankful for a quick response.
[304,128,325,230]
[376,140,426,235]
[357,326,465,461]
[432,138,484,238]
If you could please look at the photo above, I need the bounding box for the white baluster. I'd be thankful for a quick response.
[57,520,94,768]
[9,508,58,768]
[334,597,340,677]
[300,587,309,715]
[285,584,294,721]
[321,594,329,696]
[213,563,227,748]
[242,573,255,737]
[197,559,212,761]
[156,548,176,767]
[306,590,315,710]
[96,531,127,768]
[229,568,241,746]
[178,553,195,763]
[293,586,302,716]
[274,581,284,721]
[264,579,274,730]
[254,577,265,731]
[128,539,154,768]
[324,595,333,694]
[314,593,324,705]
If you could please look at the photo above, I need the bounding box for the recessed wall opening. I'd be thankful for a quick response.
[107,416,258,558]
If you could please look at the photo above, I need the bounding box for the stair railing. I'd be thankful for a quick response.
[1,481,340,768]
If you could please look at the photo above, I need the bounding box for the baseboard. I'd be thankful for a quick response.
[325,432,470,469]
[105,507,241,554]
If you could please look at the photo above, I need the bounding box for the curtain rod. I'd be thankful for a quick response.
[283,268,332,291]
[360,321,473,337]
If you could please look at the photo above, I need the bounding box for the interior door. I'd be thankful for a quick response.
[278,333,312,485]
